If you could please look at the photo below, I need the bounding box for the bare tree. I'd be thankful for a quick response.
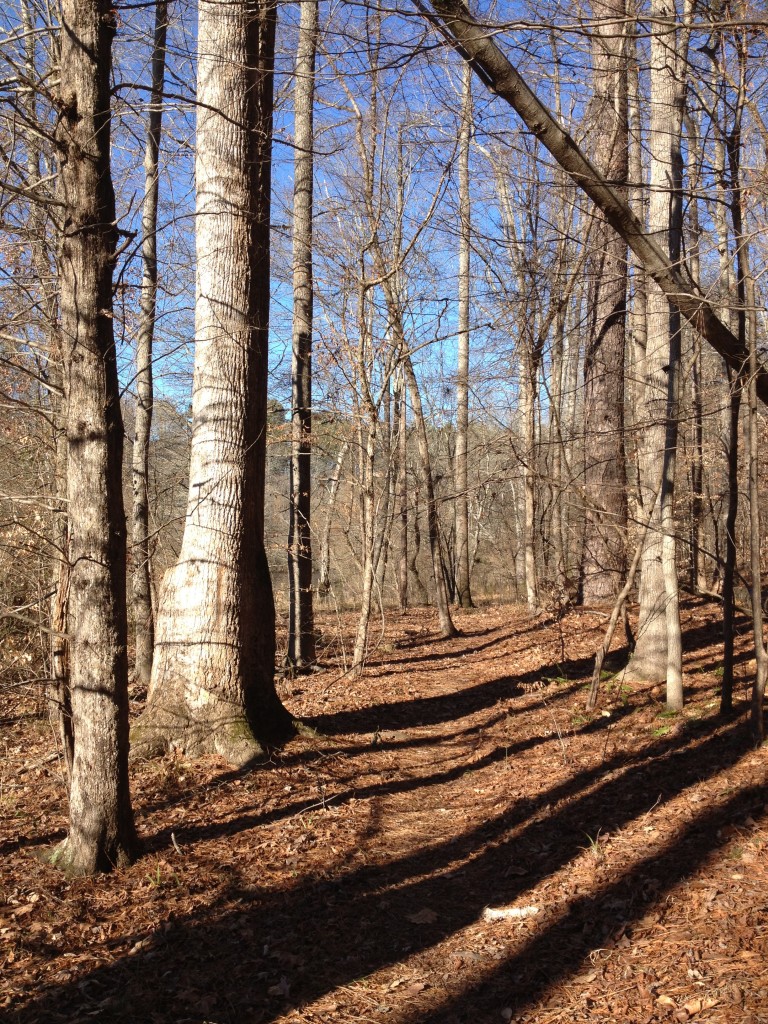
[286,0,319,672]
[131,0,169,691]
[419,0,768,399]
[46,0,137,874]
[454,60,474,608]
[581,0,629,604]
[134,0,293,763]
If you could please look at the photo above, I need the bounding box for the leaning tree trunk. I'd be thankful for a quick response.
[286,0,318,671]
[421,0,768,403]
[131,0,168,691]
[133,0,293,764]
[581,0,628,604]
[47,0,137,874]
[454,61,474,608]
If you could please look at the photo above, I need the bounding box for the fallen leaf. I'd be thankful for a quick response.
[657,995,676,1007]
[403,982,427,996]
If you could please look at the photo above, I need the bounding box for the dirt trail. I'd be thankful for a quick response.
[2,601,767,1023]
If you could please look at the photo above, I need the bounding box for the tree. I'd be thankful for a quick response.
[286,0,319,672]
[131,0,169,691]
[630,0,690,702]
[581,0,629,604]
[419,0,768,399]
[454,61,474,608]
[47,0,138,873]
[133,0,293,763]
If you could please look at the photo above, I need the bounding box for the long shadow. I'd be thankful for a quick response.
[312,656,597,737]
[361,617,554,672]
[115,673,590,833]
[408,781,766,1023]
[11,717,758,1024]
[144,701,710,857]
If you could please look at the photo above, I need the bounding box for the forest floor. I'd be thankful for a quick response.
[1,598,768,1024]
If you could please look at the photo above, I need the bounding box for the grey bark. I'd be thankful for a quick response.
[131,0,168,691]
[47,0,137,874]
[286,0,319,671]
[134,0,292,763]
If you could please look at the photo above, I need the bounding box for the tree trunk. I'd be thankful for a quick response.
[396,370,409,611]
[455,61,473,608]
[131,0,168,691]
[47,0,137,874]
[720,371,742,714]
[631,0,688,697]
[286,0,318,672]
[318,439,348,600]
[133,0,292,764]
[581,0,628,604]
[402,351,457,637]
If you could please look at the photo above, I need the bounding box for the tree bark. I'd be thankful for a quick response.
[134,0,292,764]
[286,0,319,672]
[131,0,168,691]
[47,0,137,874]
[581,0,628,604]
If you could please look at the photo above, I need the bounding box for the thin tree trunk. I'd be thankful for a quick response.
[402,351,457,637]
[455,61,473,608]
[746,266,768,740]
[20,0,71,777]
[720,371,741,713]
[47,0,137,874]
[131,0,168,691]
[318,439,348,600]
[396,370,409,611]
[134,0,292,763]
[581,0,628,604]
[286,0,318,671]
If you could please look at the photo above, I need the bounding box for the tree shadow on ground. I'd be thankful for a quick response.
[11,715,760,1024]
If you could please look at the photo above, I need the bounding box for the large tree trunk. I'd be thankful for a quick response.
[286,0,318,672]
[131,0,168,691]
[48,0,137,874]
[133,0,292,764]
[454,61,474,608]
[581,0,628,604]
